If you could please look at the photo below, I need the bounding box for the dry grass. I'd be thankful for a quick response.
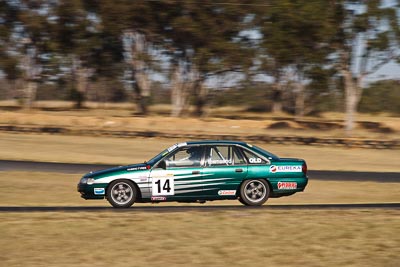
[0,171,399,207]
[0,101,399,139]
[1,210,399,267]
[1,171,399,266]
[1,133,400,172]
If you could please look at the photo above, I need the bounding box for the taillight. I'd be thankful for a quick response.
[302,163,307,174]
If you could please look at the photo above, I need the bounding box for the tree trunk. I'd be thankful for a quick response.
[343,68,361,135]
[295,82,305,119]
[21,44,38,110]
[271,82,282,113]
[193,79,207,117]
[132,81,148,115]
[123,31,151,116]
[23,80,37,109]
[72,56,91,109]
[170,64,190,117]
[133,64,150,115]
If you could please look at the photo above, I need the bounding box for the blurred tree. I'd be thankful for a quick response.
[122,30,152,114]
[94,0,255,116]
[336,0,400,134]
[0,0,55,109]
[359,80,400,114]
[0,1,19,80]
[257,0,341,117]
[89,0,159,115]
[51,0,102,109]
[149,0,254,116]
[0,1,21,101]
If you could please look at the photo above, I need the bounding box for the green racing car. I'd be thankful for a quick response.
[77,140,308,208]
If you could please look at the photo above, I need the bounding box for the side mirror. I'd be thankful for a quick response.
[157,160,167,170]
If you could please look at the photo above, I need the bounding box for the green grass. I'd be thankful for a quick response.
[1,133,399,172]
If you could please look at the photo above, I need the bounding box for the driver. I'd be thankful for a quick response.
[183,147,202,165]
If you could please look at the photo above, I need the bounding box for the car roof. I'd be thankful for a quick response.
[186,140,249,146]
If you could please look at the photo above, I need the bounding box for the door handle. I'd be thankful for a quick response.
[192,171,200,174]
[235,168,243,173]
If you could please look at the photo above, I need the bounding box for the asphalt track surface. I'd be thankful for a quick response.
[0,159,399,183]
[1,160,399,212]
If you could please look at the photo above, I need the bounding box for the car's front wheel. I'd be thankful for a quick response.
[239,179,270,206]
[106,180,137,208]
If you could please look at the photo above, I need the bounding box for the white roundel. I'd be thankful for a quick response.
[249,158,262,164]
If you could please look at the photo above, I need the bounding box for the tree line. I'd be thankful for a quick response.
[0,0,399,133]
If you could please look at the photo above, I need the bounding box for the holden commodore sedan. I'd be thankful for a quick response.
[77,140,308,208]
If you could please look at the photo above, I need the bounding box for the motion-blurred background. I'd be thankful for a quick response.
[0,0,399,131]
[1,1,399,267]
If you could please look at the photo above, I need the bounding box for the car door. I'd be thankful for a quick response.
[201,145,248,198]
[149,146,205,201]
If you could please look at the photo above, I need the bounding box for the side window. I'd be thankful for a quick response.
[241,149,267,165]
[164,146,203,168]
[233,147,246,165]
[206,146,246,166]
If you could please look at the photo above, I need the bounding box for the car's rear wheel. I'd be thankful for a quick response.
[239,179,270,206]
[106,180,137,208]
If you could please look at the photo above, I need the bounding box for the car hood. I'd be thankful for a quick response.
[84,163,148,178]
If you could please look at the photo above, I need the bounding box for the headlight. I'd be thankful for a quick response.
[80,178,95,185]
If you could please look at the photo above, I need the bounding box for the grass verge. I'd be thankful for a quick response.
[1,210,399,267]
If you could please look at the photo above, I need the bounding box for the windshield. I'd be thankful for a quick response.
[146,142,188,165]
[146,149,169,165]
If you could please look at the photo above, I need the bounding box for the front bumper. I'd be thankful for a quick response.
[77,183,106,200]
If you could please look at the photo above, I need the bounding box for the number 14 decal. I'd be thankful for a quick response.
[152,178,174,196]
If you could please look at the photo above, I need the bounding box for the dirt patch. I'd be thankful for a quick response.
[267,121,293,129]
[358,121,395,133]
[296,120,342,130]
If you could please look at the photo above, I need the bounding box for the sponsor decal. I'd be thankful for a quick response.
[151,196,166,201]
[208,159,232,165]
[277,182,297,190]
[167,142,187,152]
[249,158,262,164]
[218,190,236,196]
[167,144,178,152]
[270,165,302,173]
[94,188,105,195]
[127,166,148,171]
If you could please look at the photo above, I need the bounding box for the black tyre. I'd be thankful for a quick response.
[238,197,247,205]
[239,179,270,206]
[106,180,137,208]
